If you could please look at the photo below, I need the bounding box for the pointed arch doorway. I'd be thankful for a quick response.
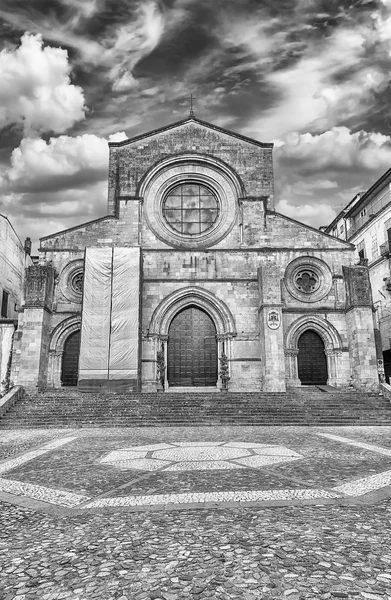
[61,330,80,387]
[298,330,327,385]
[167,306,218,387]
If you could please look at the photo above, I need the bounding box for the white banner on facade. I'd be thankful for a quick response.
[79,247,112,381]
[79,246,140,385]
[109,247,140,380]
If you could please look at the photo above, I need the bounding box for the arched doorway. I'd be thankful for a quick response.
[298,330,327,385]
[167,306,218,387]
[61,330,80,387]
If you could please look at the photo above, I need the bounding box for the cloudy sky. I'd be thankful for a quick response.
[1,0,391,251]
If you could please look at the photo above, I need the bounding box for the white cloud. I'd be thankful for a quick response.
[108,2,164,91]
[7,134,108,192]
[0,33,86,134]
[275,127,391,172]
[276,199,337,229]
[247,26,388,139]
[112,71,139,92]
[0,181,108,253]
[108,131,128,142]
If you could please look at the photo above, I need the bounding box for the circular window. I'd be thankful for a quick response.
[59,259,85,304]
[141,157,240,249]
[70,272,84,295]
[284,257,332,303]
[162,183,219,236]
[295,270,319,294]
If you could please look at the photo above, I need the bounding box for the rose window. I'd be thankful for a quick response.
[295,270,319,293]
[162,183,219,236]
[70,272,84,295]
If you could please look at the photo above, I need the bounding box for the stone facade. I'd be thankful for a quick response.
[12,116,379,393]
[0,215,32,394]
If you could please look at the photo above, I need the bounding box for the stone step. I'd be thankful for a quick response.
[1,388,390,428]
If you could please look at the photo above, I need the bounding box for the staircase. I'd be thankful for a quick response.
[1,387,391,428]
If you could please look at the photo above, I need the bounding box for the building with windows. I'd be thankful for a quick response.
[11,115,379,393]
[0,215,32,393]
[325,168,391,382]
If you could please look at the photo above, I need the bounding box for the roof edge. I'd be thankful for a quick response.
[271,210,355,248]
[108,116,274,149]
[40,215,117,242]
[344,167,391,218]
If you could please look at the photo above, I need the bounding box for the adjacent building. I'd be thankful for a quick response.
[0,215,32,393]
[325,168,391,382]
[11,115,379,393]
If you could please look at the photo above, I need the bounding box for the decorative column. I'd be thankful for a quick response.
[284,348,300,387]
[258,265,286,392]
[217,334,231,391]
[47,349,64,388]
[325,348,340,387]
[157,334,168,391]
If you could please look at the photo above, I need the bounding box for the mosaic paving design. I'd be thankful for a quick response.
[99,441,303,471]
[1,429,391,511]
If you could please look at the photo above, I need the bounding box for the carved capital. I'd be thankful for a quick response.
[284,348,299,356]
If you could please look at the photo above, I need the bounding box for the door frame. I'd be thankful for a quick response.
[61,329,81,387]
[167,305,218,388]
[285,315,344,388]
[297,329,328,385]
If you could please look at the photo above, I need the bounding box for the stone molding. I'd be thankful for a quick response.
[49,315,81,353]
[148,286,237,337]
[284,315,343,351]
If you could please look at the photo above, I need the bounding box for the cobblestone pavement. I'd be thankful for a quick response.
[1,498,391,599]
[1,426,391,599]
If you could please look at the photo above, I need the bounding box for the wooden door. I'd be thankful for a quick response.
[168,307,218,387]
[298,330,327,385]
[61,330,80,387]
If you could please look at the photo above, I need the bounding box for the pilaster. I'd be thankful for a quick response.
[258,265,286,392]
[16,265,55,390]
[343,265,379,392]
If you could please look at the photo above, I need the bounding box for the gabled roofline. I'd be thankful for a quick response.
[344,167,391,218]
[0,213,25,251]
[39,215,117,242]
[108,115,273,149]
[271,210,355,248]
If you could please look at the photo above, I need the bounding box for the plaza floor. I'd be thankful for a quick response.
[1,425,391,599]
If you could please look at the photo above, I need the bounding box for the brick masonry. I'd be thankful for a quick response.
[12,116,380,393]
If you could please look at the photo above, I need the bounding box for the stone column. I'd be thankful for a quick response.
[343,265,379,392]
[284,348,300,387]
[16,265,55,390]
[258,265,286,392]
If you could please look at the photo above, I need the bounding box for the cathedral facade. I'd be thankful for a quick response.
[12,116,379,393]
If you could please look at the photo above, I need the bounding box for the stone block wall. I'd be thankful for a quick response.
[108,120,274,215]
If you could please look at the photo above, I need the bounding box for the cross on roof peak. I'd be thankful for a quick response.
[189,94,196,118]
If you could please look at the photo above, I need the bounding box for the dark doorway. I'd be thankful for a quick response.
[167,306,218,387]
[383,349,391,384]
[298,330,327,385]
[61,330,80,387]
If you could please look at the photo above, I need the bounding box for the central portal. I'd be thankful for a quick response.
[167,306,218,387]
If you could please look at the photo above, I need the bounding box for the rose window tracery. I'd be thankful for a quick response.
[295,270,319,294]
[70,272,84,295]
[162,183,220,236]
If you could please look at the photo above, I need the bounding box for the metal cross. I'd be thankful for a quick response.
[189,94,196,117]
